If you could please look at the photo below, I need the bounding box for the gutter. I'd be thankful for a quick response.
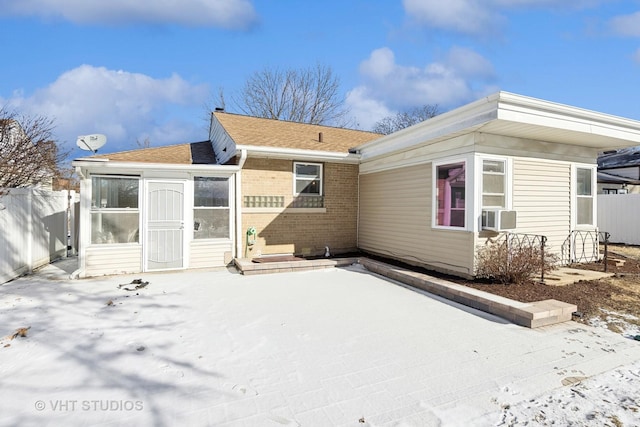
[71,159,241,173]
[235,144,361,163]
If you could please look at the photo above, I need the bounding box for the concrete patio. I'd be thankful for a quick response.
[236,256,609,328]
[1,259,638,426]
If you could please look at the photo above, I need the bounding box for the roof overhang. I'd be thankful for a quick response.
[236,144,361,164]
[356,91,640,161]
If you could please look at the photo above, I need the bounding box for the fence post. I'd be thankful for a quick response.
[505,232,511,274]
[26,188,34,274]
[540,236,547,283]
[603,231,610,273]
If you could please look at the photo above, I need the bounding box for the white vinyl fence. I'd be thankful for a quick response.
[0,188,76,284]
[598,194,640,245]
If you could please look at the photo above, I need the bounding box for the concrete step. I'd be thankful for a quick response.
[359,258,577,329]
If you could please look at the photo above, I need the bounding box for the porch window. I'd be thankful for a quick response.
[482,159,505,208]
[194,177,230,239]
[576,167,594,225]
[90,176,139,244]
[294,162,322,195]
[436,162,466,228]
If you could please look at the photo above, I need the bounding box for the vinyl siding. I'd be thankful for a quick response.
[189,240,233,268]
[209,115,236,165]
[85,245,142,276]
[511,159,571,257]
[359,163,475,277]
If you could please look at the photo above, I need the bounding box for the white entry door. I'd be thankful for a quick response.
[146,181,185,270]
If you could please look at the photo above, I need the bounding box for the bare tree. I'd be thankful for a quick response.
[234,63,351,126]
[372,104,441,135]
[135,137,152,149]
[0,108,67,196]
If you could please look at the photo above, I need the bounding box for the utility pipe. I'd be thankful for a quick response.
[235,149,248,259]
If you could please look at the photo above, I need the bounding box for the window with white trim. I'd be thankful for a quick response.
[90,176,139,244]
[193,177,230,239]
[294,162,323,196]
[576,167,594,226]
[435,161,466,228]
[482,159,506,208]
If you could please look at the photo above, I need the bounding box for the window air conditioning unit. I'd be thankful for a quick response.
[482,209,517,231]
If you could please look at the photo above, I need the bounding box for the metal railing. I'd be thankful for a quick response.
[561,230,610,271]
[492,232,548,283]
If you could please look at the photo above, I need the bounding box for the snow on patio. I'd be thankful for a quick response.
[1,261,639,426]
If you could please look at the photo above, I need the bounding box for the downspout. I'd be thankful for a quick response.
[235,149,248,259]
[356,172,360,252]
[70,166,86,279]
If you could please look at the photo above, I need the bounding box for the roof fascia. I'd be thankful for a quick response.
[236,144,361,163]
[355,93,501,160]
[496,92,640,144]
[72,159,240,174]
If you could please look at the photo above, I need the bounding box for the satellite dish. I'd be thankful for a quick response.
[76,134,107,153]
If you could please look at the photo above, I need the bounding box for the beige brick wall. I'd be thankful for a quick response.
[241,158,358,258]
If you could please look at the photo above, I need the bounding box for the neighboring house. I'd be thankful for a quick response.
[597,147,640,194]
[72,118,380,278]
[72,91,640,279]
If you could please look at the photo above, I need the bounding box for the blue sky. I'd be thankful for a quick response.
[1,0,639,158]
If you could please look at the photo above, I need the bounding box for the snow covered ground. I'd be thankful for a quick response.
[1,259,639,426]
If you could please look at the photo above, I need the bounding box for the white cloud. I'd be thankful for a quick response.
[346,47,498,130]
[402,0,499,36]
[402,0,603,35]
[633,48,640,64]
[2,65,210,154]
[446,46,495,79]
[345,87,394,131]
[609,11,640,37]
[0,0,258,29]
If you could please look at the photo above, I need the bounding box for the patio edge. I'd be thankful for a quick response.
[234,256,577,328]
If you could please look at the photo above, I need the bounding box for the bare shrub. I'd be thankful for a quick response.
[475,240,558,284]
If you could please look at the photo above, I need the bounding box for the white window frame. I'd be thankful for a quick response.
[479,157,511,210]
[90,175,141,245]
[193,176,232,240]
[433,158,469,230]
[293,162,323,196]
[572,164,597,229]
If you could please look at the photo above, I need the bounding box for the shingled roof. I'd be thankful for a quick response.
[84,114,381,165]
[91,141,215,164]
[212,112,381,153]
